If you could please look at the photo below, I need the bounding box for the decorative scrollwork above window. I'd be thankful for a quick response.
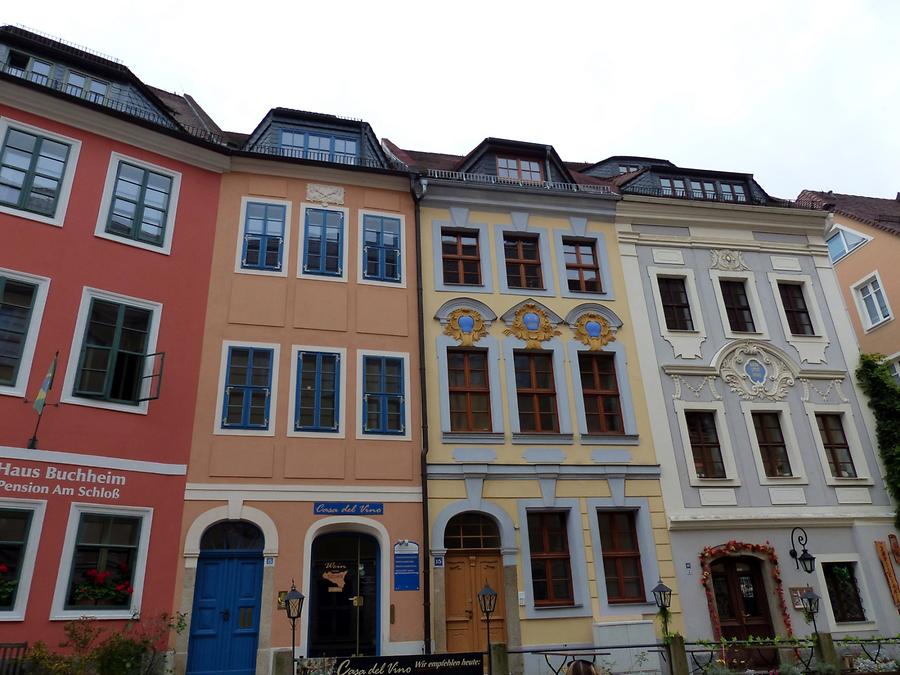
[572,312,616,350]
[716,340,799,401]
[710,249,750,272]
[502,302,561,349]
[443,308,489,346]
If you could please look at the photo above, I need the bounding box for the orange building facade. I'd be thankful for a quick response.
[172,114,424,675]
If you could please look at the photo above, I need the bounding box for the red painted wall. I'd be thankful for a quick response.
[0,104,221,644]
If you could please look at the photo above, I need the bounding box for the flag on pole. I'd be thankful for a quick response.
[33,352,58,415]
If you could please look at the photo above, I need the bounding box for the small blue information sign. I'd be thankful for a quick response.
[394,541,420,591]
[313,502,384,516]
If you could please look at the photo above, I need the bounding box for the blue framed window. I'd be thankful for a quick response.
[303,208,343,276]
[222,347,273,429]
[279,130,359,164]
[295,351,340,432]
[362,214,402,283]
[241,202,286,271]
[363,355,405,434]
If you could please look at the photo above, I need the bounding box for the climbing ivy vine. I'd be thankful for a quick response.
[855,354,900,528]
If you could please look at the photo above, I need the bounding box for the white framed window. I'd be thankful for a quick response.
[709,270,769,340]
[358,210,406,288]
[93,152,182,255]
[233,196,292,277]
[0,117,81,227]
[814,554,877,631]
[740,402,806,485]
[297,203,350,283]
[0,498,46,621]
[804,403,872,486]
[355,349,411,441]
[213,340,280,436]
[767,272,829,364]
[826,226,870,263]
[851,271,893,332]
[287,345,347,438]
[0,267,50,398]
[674,400,740,487]
[647,266,706,359]
[50,503,152,620]
[60,288,163,415]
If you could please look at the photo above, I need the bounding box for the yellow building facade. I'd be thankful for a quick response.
[392,138,680,674]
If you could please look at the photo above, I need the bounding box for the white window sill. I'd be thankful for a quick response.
[61,395,148,415]
[863,316,894,334]
[51,609,139,621]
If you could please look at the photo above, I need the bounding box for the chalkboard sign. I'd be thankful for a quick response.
[332,653,484,675]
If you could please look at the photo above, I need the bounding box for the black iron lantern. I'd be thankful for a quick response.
[284,580,305,667]
[652,579,672,611]
[801,588,820,616]
[790,527,816,574]
[477,583,498,675]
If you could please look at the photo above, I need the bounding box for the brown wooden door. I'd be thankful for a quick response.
[711,556,776,666]
[445,552,506,654]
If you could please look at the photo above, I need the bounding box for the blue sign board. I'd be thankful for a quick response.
[313,502,384,516]
[394,541,420,591]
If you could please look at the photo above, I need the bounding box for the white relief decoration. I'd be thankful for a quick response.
[799,377,849,404]
[306,183,345,205]
[718,341,797,401]
[671,375,723,401]
[710,249,751,272]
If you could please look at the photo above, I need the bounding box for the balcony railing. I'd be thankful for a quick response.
[248,144,391,169]
[625,185,821,209]
[426,168,614,195]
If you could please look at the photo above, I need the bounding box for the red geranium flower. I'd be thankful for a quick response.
[0,563,9,574]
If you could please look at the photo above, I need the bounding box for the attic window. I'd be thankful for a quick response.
[618,165,639,174]
[497,157,543,183]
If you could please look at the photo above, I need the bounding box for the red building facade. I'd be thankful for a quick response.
[0,26,224,644]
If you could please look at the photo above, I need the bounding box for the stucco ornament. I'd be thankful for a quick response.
[710,249,750,272]
[572,312,616,351]
[503,303,561,349]
[443,308,489,346]
[718,341,796,401]
[306,183,345,205]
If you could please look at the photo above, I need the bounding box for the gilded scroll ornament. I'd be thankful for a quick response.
[572,313,616,351]
[503,303,560,349]
[443,308,489,346]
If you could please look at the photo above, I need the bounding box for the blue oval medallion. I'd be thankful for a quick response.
[523,312,540,331]
[585,320,602,338]
[458,314,475,334]
[744,359,767,384]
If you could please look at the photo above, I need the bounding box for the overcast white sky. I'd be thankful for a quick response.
[7,1,900,199]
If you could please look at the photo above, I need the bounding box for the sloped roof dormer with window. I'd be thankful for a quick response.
[243,108,392,169]
[0,25,184,131]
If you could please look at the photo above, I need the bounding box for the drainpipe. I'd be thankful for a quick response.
[410,172,432,654]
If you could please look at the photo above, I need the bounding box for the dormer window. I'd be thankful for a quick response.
[497,157,542,182]
[280,130,359,165]
[63,72,108,104]
[659,177,686,197]
[618,164,639,174]
[720,182,746,202]
[5,51,52,85]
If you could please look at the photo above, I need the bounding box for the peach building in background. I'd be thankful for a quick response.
[173,109,423,675]
[799,190,900,376]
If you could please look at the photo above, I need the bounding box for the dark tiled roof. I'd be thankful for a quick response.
[799,190,900,236]
[147,87,222,136]
[382,139,464,171]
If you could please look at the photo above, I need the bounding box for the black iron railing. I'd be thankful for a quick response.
[426,168,614,195]
[509,642,668,675]
[684,638,816,675]
[0,643,27,675]
[624,185,821,209]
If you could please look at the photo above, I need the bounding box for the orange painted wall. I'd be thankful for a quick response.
[830,215,900,356]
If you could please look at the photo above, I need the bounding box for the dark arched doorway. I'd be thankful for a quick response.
[443,513,506,655]
[308,532,379,657]
[710,556,776,666]
[187,521,264,675]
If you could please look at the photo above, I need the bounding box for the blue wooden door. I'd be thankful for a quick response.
[187,551,263,675]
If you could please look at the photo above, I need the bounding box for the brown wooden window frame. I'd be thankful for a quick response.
[562,237,603,293]
[658,276,694,331]
[751,411,793,477]
[720,279,756,333]
[816,413,857,478]
[578,352,623,435]
[447,348,491,433]
[496,157,543,183]
[597,510,645,604]
[778,282,815,336]
[444,512,501,550]
[504,233,544,290]
[440,228,482,286]
[514,351,559,433]
[527,511,574,607]
[685,410,727,479]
